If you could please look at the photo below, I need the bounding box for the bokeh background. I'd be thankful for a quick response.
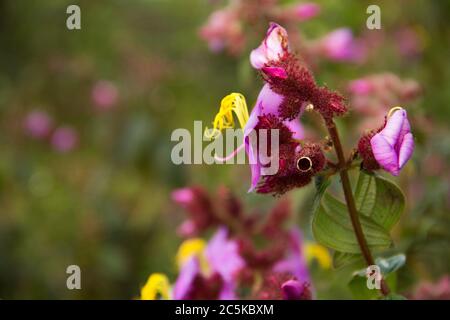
[0,0,449,299]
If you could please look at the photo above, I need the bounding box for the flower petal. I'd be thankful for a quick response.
[398,132,414,169]
[250,45,268,69]
[379,109,406,146]
[371,133,399,176]
[173,257,200,299]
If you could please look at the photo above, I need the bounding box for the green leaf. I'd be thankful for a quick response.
[383,293,407,300]
[349,272,397,300]
[333,251,363,269]
[312,191,392,254]
[354,171,405,231]
[375,254,406,275]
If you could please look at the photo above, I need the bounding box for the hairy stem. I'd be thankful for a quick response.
[327,120,390,296]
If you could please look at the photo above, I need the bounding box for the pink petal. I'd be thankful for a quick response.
[285,118,304,140]
[250,46,268,69]
[379,109,406,146]
[295,3,321,21]
[371,134,399,176]
[398,132,414,169]
[261,66,288,79]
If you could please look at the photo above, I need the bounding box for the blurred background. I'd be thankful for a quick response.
[0,0,449,299]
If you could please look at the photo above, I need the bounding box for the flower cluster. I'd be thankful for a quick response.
[347,73,421,131]
[139,186,331,300]
[204,23,415,196]
[199,1,322,56]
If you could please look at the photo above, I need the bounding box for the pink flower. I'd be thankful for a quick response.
[199,8,245,55]
[250,22,289,70]
[171,188,195,206]
[294,3,321,21]
[205,227,245,283]
[173,227,245,300]
[320,28,366,62]
[51,126,78,153]
[173,256,200,300]
[244,84,304,191]
[24,110,52,139]
[281,279,310,300]
[348,79,372,95]
[370,108,414,176]
[273,228,310,283]
[91,80,118,110]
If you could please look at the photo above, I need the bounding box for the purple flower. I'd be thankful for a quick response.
[173,227,245,300]
[348,79,372,95]
[320,28,365,62]
[244,84,304,191]
[171,188,195,206]
[24,110,52,139]
[205,227,245,300]
[250,23,289,70]
[371,107,414,176]
[51,126,78,153]
[205,227,245,283]
[273,228,310,283]
[281,279,309,300]
[173,256,199,300]
[91,80,118,110]
[294,3,321,21]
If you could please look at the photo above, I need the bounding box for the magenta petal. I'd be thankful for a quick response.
[206,227,245,282]
[262,66,288,79]
[173,257,200,300]
[281,280,304,300]
[398,132,414,169]
[285,118,304,140]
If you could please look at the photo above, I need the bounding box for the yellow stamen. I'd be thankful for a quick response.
[204,93,249,139]
[140,273,171,300]
[305,243,332,269]
[387,106,403,118]
[176,238,209,273]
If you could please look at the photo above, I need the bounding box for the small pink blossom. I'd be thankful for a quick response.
[91,80,118,110]
[320,28,366,62]
[371,108,414,176]
[171,188,195,206]
[199,8,245,55]
[294,3,321,21]
[51,126,78,153]
[348,79,373,95]
[250,22,289,70]
[24,110,52,139]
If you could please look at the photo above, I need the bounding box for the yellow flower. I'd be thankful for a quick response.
[305,243,332,269]
[176,238,209,273]
[204,93,249,139]
[140,273,171,300]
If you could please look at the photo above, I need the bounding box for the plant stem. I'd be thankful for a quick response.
[326,120,390,296]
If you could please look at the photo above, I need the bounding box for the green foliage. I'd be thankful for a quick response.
[312,172,407,298]
[312,190,392,254]
[348,254,406,299]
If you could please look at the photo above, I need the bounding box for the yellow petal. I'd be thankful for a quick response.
[140,273,171,300]
[305,243,332,269]
[204,93,249,139]
[176,238,207,269]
